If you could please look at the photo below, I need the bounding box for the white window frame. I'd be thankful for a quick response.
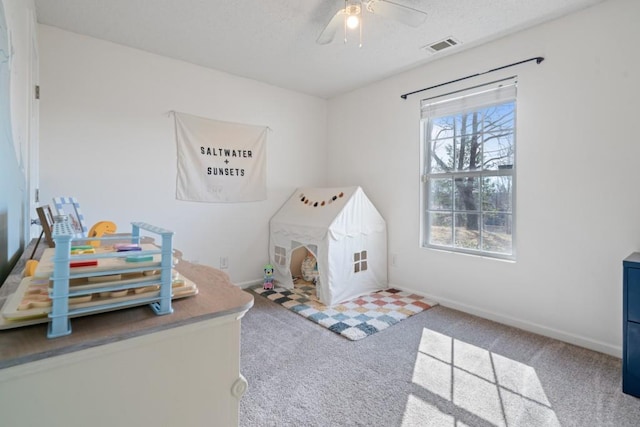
[420,77,517,260]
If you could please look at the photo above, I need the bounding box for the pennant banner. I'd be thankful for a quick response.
[175,112,267,202]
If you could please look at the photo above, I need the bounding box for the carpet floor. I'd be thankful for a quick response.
[240,294,640,426]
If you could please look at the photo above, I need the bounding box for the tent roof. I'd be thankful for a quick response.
[270,186,385,241]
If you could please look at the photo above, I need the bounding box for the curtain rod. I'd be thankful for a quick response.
[400,56,544,100]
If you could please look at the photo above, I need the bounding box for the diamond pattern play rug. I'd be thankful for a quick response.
[252,283,437,341]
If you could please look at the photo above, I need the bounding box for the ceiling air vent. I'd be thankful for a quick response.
[424,37,460,53]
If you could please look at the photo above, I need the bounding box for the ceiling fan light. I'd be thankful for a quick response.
[346,14,360,29]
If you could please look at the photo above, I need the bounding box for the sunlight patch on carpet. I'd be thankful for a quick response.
[409,327,561,426]
[253,284,437,340]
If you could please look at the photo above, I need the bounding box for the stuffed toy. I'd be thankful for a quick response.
[263,264,275,290]
[301,250,319,284]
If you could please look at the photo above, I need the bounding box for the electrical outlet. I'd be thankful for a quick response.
[391,253,398,268]
[220,256,228,269]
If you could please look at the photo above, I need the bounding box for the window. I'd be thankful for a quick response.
[274,246,287,266]
[354,250,368,273]
[421,78,516,259]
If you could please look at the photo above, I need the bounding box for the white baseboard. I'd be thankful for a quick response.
[235,279,262,289]
[390,283,622,358]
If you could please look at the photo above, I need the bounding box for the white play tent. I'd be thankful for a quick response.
[269,186,388,306]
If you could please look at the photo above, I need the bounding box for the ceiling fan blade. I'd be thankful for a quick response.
[367,0,427,27]
[317,9,346,45]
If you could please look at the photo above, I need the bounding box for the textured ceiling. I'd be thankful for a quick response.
[34,0,605,98]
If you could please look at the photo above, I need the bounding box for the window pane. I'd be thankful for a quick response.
[429,213,452,246]
[429,178,453,210]
[455,213,480,249]
[482,213,512,254]
[481,102,514,170]
[455,112,481,137]
[482,102,515,132]
[454,177,480,212]
[454,135,482,171]
[483,131,514,170]
[482,176,512,213]
[430,137,454,173]
[430,117,455,140]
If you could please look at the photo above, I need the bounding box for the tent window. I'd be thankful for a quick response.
[354,250,368,273]
[274,246,287,266]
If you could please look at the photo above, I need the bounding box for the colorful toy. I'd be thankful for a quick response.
[88,220,118,247]
[263,264,275,290]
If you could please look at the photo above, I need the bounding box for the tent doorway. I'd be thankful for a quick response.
[290,244,319,286]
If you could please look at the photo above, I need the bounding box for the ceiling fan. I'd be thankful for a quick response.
[317,0,428,45]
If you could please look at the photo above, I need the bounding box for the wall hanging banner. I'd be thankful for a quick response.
[174,112,267,202]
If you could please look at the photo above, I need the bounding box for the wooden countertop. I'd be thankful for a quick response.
[0,240,254,369]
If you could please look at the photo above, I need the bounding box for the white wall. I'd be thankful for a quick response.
[38,25,327,285]
[327,0,640,356]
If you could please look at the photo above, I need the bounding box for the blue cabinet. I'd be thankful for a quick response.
[623,253,640,397]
